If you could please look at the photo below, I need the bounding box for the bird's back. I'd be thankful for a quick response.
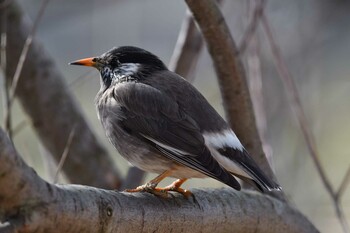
[141,71,229,133]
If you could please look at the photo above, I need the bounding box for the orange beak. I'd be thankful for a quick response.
[69,57,96,67]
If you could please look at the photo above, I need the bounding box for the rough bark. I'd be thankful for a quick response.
[1,0,121,189]
[184,0,277,189]
[0,129,318,233]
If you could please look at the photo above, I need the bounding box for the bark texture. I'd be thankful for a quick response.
[2,0,121,189]
[184,0,276,187]
[0,128,318,233]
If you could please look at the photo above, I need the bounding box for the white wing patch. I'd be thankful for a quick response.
[208,148,250,178]
[203,129,243,151]
[203,130,250,178]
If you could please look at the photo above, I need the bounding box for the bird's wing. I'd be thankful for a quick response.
[113,82,240,190]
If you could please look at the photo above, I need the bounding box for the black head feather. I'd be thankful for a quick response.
[96,46,168,90]
[101,46,167,71]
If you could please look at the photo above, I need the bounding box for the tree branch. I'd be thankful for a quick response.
[245,0,274,170]
[238,0,265,54]
[0,2,11,139]
[336,166,350,201]
[168,10,203,82]
[184,0,279,194]
[0,128,318,233]
[1,0,121,189]
[8,0,49,102]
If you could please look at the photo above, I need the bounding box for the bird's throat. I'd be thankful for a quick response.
[100,64,139,91]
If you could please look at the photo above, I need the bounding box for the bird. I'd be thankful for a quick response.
[70,46,281,198]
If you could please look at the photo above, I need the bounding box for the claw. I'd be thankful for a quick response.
[124,184,171,198]
[124,172,192,198]
[166,178,193,198]
[160,185,193,199]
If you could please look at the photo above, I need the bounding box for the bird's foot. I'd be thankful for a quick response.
[156,179,193,198]
[124,182,171,198]
[124,179,192,198]
[155,185,193,199]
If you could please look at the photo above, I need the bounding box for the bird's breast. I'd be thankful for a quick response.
[95,88,174,173]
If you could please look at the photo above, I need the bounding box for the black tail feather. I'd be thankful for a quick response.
[239,149,282,192]
[217,147,282,192]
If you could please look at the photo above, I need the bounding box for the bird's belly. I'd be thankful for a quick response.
[100,113,172,173]
[97,105,206,179]
[104,124,205,178]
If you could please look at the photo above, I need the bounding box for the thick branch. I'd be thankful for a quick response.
[1,0,121,189]
[184,0,276,186]
[0,128,318,233]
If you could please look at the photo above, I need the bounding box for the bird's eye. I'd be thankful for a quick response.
[92,58,97,62]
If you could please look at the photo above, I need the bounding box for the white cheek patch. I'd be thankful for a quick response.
[118,63,140,76]
[203,129,243,151]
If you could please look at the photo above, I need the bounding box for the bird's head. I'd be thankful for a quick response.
[70,46,167,88]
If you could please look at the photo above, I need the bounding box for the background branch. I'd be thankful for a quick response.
[0,128,318,233]
[0,2,11,139]
[53,126,76,183]
[261,12,350,233]
[238,0,265,54]
[168,10,204,82]
[1,0,121,189]
[8,0,49,101]
[184,0,280,197]
[245,0,274,170]
[336,166,350,201]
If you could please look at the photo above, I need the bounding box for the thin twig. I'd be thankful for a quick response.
[238,0,266,54]
[245,0,274,170]
[169,0,223,82]
[168,10,204,82]
[38,142,56,182]
[0,2,12,139]
[261,12,349,233]
[9,0,50,100]
[3,0,49,140]
[333,202,350,233]
[10,71,93,138]
[11,119,27,136]
[261,11,333,196]
[68,70,94,88]
[336,166,350,201]
[54,127,76,184]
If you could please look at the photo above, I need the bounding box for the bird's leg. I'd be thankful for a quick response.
[124,170,172,197]
[155,178,193,198]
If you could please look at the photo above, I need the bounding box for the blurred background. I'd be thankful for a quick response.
[1,0,350,232]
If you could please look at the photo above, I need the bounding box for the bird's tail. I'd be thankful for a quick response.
[238,149,282,192]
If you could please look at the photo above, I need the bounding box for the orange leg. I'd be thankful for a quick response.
[155,178,192,198]
[124,170,172,197]
[124,171,192,198]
